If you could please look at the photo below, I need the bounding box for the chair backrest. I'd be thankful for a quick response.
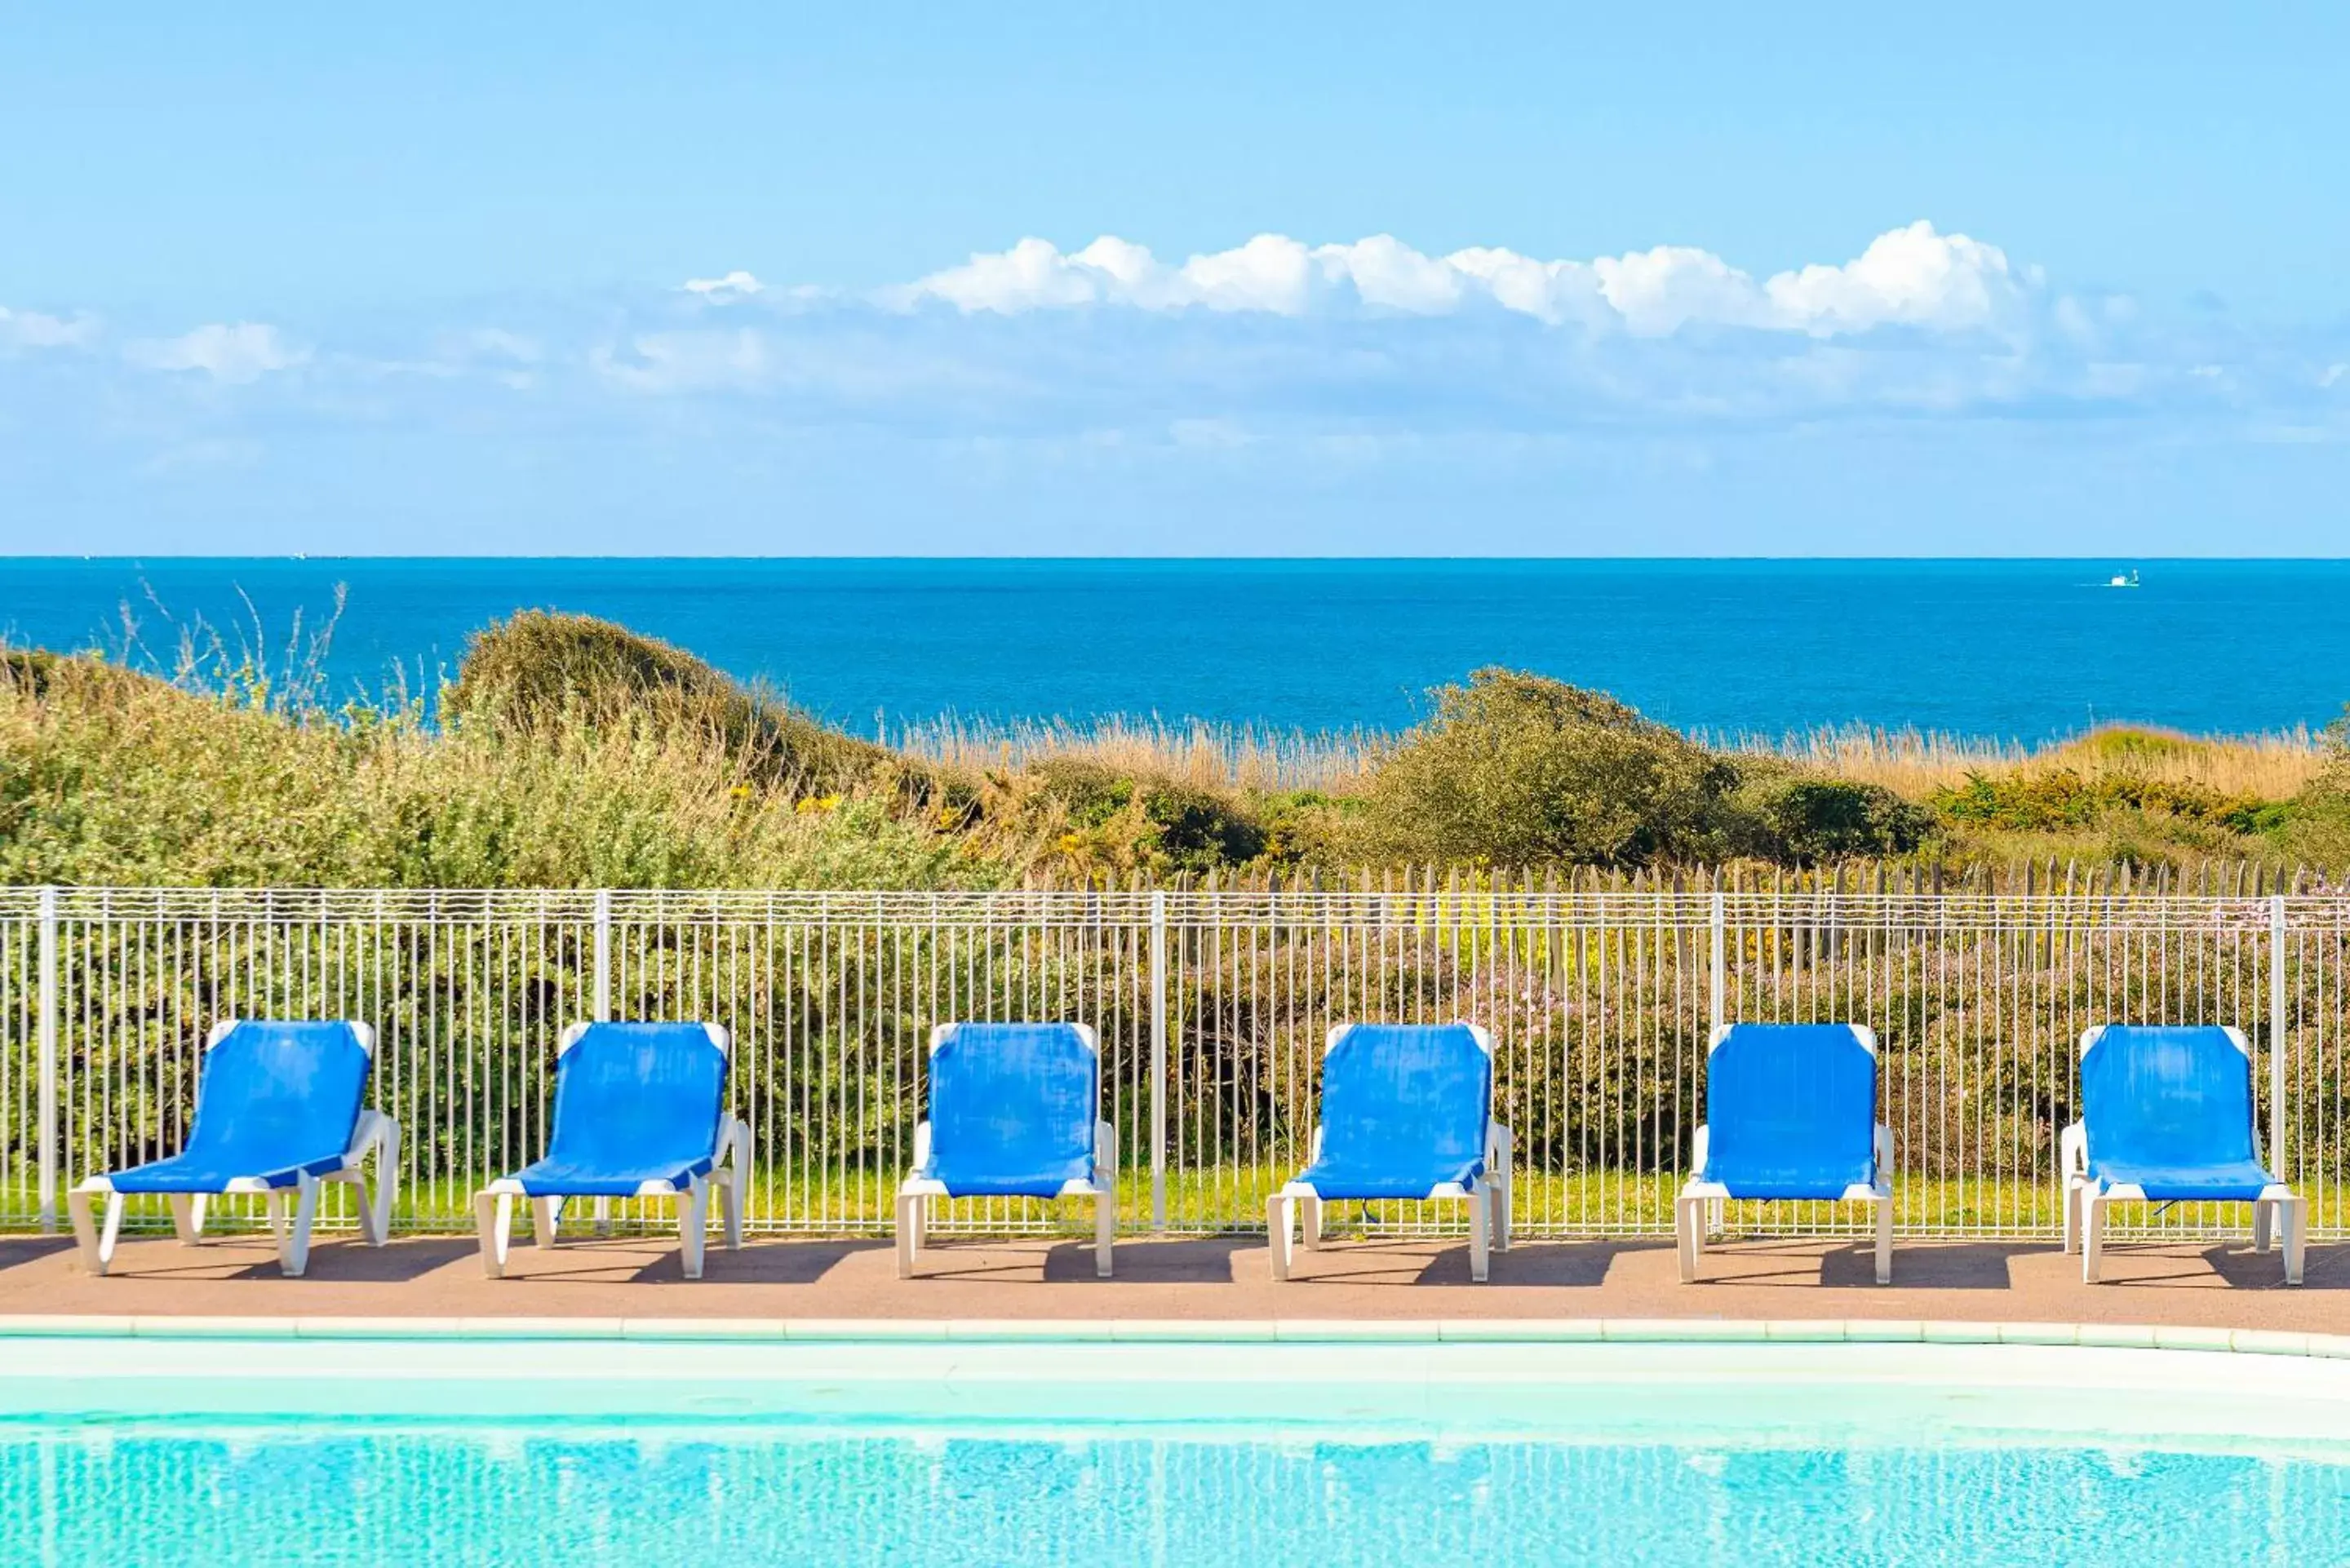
[926,1022,1098,1191]
[184,1019,374,1172]
[2080,1025,2257,1171]
[545,1021,731,1173]
[1315,1023,1492,1173]
[1704,1023,1878,1187]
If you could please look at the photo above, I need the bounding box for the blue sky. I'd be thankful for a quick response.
[3,3,2346,556]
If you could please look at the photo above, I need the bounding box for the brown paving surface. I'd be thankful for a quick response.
[1,1232,2344,1330]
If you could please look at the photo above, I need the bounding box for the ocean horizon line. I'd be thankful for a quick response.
[5,556,2346,743]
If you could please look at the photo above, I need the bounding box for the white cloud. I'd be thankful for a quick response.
[1762,220,2023,335]
[0,305,100,351]
[683,270,765,302]
[1592,246,1766,334]
[592,329,774,394]
[886,221,2027,339]
[126,321,304,383]
[441,327,540,364]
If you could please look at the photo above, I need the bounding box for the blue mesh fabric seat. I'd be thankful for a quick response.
[1675,1024,1893,1285]
[473,1021,751,1281]
[1267,1023,1512,1283]
[2064,1025,2304,1284]
[67,1019,399,1278]
[897,1022,1115,1278]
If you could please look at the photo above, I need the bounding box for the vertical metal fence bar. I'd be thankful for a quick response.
[1149,888,1168,1232]
[1707,890,1724,1040]
[592,889,613,1025]
[2270,893,2288,1174]
[36,887,57,1232]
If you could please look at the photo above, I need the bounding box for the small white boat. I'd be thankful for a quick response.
[2105,569,2140,589]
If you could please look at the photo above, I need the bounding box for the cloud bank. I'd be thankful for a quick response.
[887,221,2033,337]
[125,321,305,383]
[3,219,2345,547]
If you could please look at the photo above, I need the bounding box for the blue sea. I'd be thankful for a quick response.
[0,558,2343,740]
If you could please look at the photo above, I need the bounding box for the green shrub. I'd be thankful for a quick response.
[1353,669,1738,867]
[445,611,901,799]
[1026,758,1137,829]
[1929,767,2271,834]
[2272,717,2350,867]
[1142,778,1266,870]
[1729,775,1936,865]
[1020,757,1266,874]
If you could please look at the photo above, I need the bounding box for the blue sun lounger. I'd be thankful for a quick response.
[2063,1024,2305,1285]
[1266,1022,1512,1282]
[1676,1022,1893,1284]
[68,1018,398,1278]
[473,1021,752,1280]
[896,1022,1116,1278]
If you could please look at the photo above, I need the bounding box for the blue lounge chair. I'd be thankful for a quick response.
[896,1022,1115,1278]
[2063,1024,2305,1285]
[1266,1022,1512,1282]
[67,1018,398,1278]
[1675,1023,1893,1284]
[473,1021,751,1280]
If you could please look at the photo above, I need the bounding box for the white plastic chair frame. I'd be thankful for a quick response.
[1675,1023,1894,1286]
[897,1022,1117,1280]
[68,1018,399,1279]
[1266,1024,1514,1283]
[474,1021,753,1281]
[2061,1024,2306,1286]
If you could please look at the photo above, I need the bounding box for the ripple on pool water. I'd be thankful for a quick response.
[2,1428,2348,1566]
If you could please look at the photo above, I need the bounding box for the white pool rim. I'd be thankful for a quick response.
[0,1313,2339,1353]
[4,1317,2350,1452]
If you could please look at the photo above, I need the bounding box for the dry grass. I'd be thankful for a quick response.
[894,714,1390,794]
[1718,722,2328,801]
[0,653,1002,890]
[904,713,2330,807]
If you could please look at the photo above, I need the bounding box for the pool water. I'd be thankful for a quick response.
[2,1424,2346,1566]
[5,1333,2350,1566]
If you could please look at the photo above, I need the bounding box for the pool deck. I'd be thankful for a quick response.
[0,1233,2339,1332]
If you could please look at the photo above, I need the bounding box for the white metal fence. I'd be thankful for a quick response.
[2,885,2345,1242]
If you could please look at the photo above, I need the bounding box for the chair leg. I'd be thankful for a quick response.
[360,1121,397,1247]
[1266,1192,1293,1282]
[533,1197,563,1249]
[720,1174,745,1251]
[2285,1197,2307,1287]
[2082,1192,2107,1283]
[896,1191,920,1279]
[476,1191,513,1279]
[280,1175,319,1278]
[1493,1172,1512,1253]
[1874,1195,1893,1286]
[1468,1189,1492,1282]
[1675,1195,1700,1283]
[2061,1180,2079,1256]
[1300,1194,1324,1251]
[721,1127,748,1250]
[678,1180,708,1280]
[2255,1198,2274,1254]
[1094,1185,1114,1279]
[68,1187,108,1277]
[169,1194,206,1246]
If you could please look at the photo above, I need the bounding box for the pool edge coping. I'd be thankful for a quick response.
[0,1314,2339,1359]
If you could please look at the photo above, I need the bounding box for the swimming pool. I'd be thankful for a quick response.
[3,1322,2347,1565]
